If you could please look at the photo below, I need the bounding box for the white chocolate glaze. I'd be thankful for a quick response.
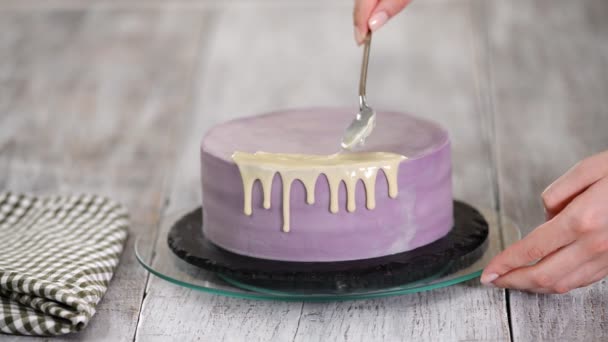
[232,151,407,232]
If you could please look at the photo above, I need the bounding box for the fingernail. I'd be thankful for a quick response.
[354,27,365,45]
[480,273,499,285]
[368,11,389,32]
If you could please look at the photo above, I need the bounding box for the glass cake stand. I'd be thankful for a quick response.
[135,207,520,301]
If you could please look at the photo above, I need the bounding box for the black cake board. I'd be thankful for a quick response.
[167,201,489,292]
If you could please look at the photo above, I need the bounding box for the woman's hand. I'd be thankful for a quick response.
[481,150,608,293]
[353,0,413,45]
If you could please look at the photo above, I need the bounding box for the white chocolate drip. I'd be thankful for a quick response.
[232,152,407,232]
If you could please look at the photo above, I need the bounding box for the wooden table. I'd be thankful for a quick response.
[1,0,607,340]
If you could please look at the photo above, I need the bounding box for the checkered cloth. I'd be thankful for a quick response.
[0,193,129,336]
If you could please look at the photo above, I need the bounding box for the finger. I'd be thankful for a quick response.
[354,0,379,44]
[544,185,585,222]
[492,234,598,291]
[542,151,608,219]
[562,176,608,233]
[496,178,608,291]
[527,267,608,294]
[531,177,608,292]
[583,266,608,287]
[552,265,606,293]
[368,0,413,32]
[481,215,577,284]
[552,254,608,292]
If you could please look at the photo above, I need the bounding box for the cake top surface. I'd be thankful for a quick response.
[202,108,449,161]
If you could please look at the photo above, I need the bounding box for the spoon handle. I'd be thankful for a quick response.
[359,33,372,101]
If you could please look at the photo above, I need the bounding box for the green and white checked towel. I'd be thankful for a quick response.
[0,192,129,336]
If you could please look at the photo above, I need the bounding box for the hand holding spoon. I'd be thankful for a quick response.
[341,33,376,150]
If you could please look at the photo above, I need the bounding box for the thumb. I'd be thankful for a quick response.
[369,0,412,32]
[353,0,380,45]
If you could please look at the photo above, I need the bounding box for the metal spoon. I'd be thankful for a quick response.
[341,33,376,150]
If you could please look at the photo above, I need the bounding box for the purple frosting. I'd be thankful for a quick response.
[200,108,453,262]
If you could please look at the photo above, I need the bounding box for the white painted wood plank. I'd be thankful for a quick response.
[133,8,306,338]
[136,1,510,341]
[294,211,509,342]
[487,0,608,340]
[294,1,510,340]
[0,8,202,341]
[0,0,466,12]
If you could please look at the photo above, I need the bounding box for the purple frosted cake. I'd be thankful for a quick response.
[200,108,453,262]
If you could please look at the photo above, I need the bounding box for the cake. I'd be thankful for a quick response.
[200,108,453,262]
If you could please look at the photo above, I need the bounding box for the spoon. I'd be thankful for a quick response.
[341,33,376,150]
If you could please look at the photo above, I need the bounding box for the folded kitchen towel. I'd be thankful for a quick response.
[0,193,129,336]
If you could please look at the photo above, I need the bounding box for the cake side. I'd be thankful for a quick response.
[200,108,453,262]
[202,108,448,160]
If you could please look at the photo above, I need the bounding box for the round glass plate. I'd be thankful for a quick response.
[135,207,520,301]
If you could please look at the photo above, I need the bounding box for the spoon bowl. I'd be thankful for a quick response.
[341,97,376,149]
